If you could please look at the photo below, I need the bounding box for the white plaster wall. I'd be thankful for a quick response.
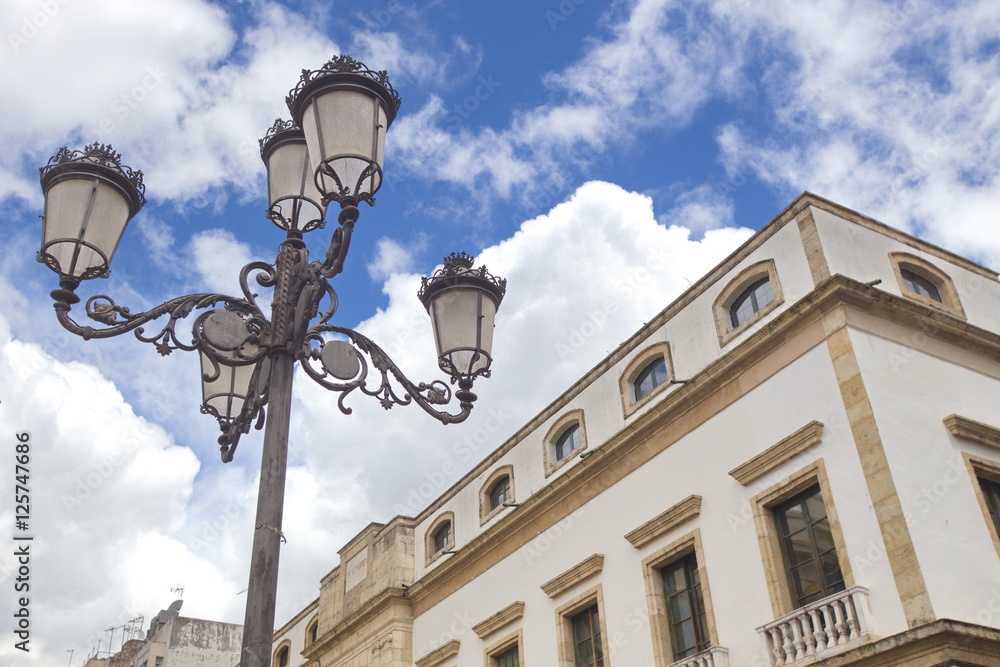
[272,604,317,667]
[811,206,1000,334]
[413,219,818,580]
[849,326,1000,625]
[411,344,909,666]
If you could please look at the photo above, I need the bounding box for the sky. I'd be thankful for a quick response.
[0,0,998,664]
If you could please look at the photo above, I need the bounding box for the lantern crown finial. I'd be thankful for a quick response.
[40,143,147,208]
[285,54,402,120]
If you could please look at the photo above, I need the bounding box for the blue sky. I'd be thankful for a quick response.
[1,0,999,664]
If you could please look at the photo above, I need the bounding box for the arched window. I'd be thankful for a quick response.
[729,276,775,329]
[433,521,452,552]
[713,259,784,346]
[632,356,668,401]
[544,410,588,477]
[276,646,289,667]
[554,423,582,462]
[901,268,942,302]
[306,616,318,647]
[889,252,965,318]
[489,475,512,510]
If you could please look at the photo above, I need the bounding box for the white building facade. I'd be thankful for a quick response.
[281,193,1000,667]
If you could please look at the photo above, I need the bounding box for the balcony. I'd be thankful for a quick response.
[667,646,729,667]
[756,586,875,666]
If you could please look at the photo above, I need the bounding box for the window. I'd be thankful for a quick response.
[889,252,965,318]
[571,606,604,667]
[276,646,289,667]
[489,476,512,510]
[495,646,519,667]
[729,276,775,328]
[555,424,582,461]
[712,259,784,346]
[633,356,668,401]
[433,522,452,552]
[662,553,710,660]
[306,616,318,646]
[544,410,588,476]
[979,477,1000,536]
[901,268,942,302]
[773,486,845,608]
[425,511,456,565]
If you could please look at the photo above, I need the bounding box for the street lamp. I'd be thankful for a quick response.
[35,55,505,667]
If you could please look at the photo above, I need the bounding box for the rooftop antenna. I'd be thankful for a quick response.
[171,583,185,599]
[66,649,74,667]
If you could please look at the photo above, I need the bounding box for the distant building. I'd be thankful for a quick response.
[275,193,1000,666]
[87,600,242,667]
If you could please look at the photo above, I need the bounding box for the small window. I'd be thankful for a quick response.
[276,646,289,667]
[494,646,519,667]
[555,424,582,461]
[306,616,318,646]
[571,606,604,667]
[774,486,845,608]
[901,268,942,302]
[979,478,1000,536]
[633,356,668,401]
[729,276,775,329]
[433,522,453,553]
[489,476,511,510]
[662,553,710,660]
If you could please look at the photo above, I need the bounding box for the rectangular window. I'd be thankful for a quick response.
[571,606,604,667]
[979,477,1000,536]
[494,646,519,667]
[662,553,710,660]
[774,485,845,608]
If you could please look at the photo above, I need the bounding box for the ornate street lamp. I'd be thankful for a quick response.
[35,56,504,667]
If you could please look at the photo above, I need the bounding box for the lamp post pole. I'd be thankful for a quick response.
[35,56,507,667]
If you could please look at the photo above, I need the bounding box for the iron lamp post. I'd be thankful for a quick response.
[35,55,505,667]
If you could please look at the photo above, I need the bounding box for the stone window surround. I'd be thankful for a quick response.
[962,453,1000,563]
[485,629,523,667]
[273,640,292,667]
[304,614,319,648]
[544,409,589,477]
[480,465,517,525]
[425,511,456,567]
[554,585,608,667]
[640,529,720,667]
[619,341,677,418]
[712,259,785,347]
[889,251,966,319]
[750,458,855,618]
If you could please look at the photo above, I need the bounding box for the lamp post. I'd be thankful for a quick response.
[35,55,505,667]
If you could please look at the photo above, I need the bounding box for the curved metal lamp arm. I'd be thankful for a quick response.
[300,324,474,425]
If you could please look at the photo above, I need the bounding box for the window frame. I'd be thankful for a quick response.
[712,259,785,347]
[485,630,523,667]
[480,465,516,525]
[773,485,846,608]
[889,252,966,319]
[619,342,676,418]
[641,529,720,667]
[273,641,291,667]
[963,453,1000,562]
[425,511,456,566]
[554,586,608,667]
[305,615,318,648]
[750,459,854,618]
[544,410,588,477]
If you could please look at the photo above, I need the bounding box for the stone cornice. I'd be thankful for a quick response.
[624,495,702,548]
[405,276,1000,616]
[272,597,318,641]
[729,422,825,485]
[541,554,605,598]
[944,414,1000,450]
[415,639,459,667]
[472,601,525,639]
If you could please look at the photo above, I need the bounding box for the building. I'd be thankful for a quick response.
[274,192,1000,666]
[85,600,243,667]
